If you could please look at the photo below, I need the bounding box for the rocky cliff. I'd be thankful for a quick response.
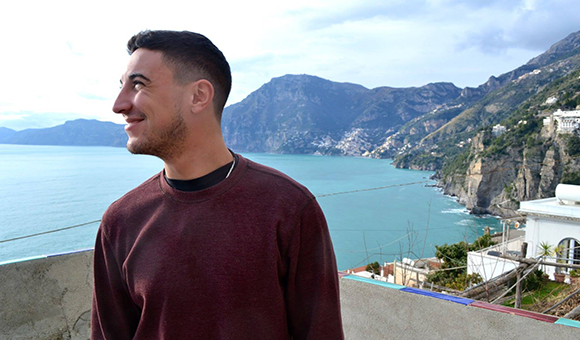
[441,132,575,216]
[437,66,580,216]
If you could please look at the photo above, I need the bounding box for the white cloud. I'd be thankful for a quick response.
[1,0,579,129]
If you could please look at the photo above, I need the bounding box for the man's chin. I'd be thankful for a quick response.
[126,139,164,158]
[126,140,148,155]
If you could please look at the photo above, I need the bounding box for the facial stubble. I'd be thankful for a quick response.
[126,108,188,161]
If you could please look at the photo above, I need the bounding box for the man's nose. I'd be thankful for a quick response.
[113,88,132,114]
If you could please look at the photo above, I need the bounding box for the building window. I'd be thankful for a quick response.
[557,238,580,272]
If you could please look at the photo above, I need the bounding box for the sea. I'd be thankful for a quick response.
[0,144,501,270]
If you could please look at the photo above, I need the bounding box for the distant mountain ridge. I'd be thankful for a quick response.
[0,76,464,153]
[389,29,580,170]
[386,29,580,216]
[222,74,461,155]
[0,119,127,147]
[1,30,579,183]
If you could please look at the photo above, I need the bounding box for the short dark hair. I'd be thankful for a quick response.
[127,30,232,119]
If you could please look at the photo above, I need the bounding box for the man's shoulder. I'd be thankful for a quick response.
[242,157,314,200]
[101,172,162,223]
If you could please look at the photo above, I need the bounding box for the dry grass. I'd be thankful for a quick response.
[528,280,580,320]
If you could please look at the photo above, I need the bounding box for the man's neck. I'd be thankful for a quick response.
[163,142,234,180]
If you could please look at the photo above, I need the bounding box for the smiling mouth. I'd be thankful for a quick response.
[124,115,146,131]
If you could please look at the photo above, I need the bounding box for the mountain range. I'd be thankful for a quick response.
[4,30,578,157]
[2,29,580,216]
[222,76,461,155]
[0,119,126,147]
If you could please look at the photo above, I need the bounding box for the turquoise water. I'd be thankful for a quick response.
[0,145,501,269]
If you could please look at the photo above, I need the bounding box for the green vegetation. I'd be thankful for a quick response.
[437,68,580,182]
[365,261,381,275]
[504,278,568,309]
[520,269,545,292]
[426,234,495,290]
[556,89,580,109]
[478,117,543,159]
[426,63,580,147]
[503,182,514,197]
[561,171,580,185]
[396,152,443,170]
[538,241,555,258]
[441,150,473,177]
[566,132,580,156]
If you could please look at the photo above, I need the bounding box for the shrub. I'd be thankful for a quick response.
[566,133,580,157]
[366,261,381,275]
[561,171,580,185]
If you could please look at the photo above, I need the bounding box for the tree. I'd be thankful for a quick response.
[365,261,380,275]
[427,235,496,290]
[566,132,580,157]
[538,241,554,273]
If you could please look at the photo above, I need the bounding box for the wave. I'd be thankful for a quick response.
[441,208,469,215]
[454,219,475,226]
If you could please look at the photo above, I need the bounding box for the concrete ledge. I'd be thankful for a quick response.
[0,250,93,340]
[2,251,580,339]
[339,277,580,339]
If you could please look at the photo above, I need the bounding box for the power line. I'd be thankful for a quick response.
[0,175,491,245]
[0,220,101,244]
[335,232,412,253]
[315,180,432,198]
[0,180,438,244]
[2,136,576,246]
[331,224,490,233]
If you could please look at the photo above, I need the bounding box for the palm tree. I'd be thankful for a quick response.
[538,241,554,273]
[554,244,566,274]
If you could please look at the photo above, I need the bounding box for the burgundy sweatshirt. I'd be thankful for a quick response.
[91,154,344,339]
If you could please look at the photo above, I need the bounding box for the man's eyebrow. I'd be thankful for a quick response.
[128,73,152,82]
[119,73,152,85]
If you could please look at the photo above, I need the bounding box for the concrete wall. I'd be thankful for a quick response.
[340,278,580,339]
[0,251,93,340]
[467,238,522,282]
[467,252,519,282]
[526,215,580,259]
[1,250,579,339]
[392,260,429,286]
[525,215,580,278]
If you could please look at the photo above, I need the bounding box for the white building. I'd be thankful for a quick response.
[520,184,580,278]
[545,96,558,105]
[492,124,506,137]
[468,184,580,281]
[553,109,580,133]
[467,234,523,282]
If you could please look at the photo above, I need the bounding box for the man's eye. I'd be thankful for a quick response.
[133,81,145,89]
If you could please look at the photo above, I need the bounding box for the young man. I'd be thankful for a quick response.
[91,30,344,340]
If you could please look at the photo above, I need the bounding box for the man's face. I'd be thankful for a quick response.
[113,49,189,159]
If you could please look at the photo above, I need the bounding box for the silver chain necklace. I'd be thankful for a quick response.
[225,157,236,179]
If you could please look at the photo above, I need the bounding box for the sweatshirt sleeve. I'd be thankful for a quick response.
[285,198,344,340]
[91,226,141,340]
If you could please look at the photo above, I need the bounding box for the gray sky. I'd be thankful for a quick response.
[1,0,579,130]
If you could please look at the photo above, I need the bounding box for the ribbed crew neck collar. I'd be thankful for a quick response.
[157,153,248,203]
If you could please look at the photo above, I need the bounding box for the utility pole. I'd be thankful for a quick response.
[514,242,528,308]
[515,269,522,308]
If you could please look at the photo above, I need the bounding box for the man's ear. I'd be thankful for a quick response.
[190,79,214,114]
